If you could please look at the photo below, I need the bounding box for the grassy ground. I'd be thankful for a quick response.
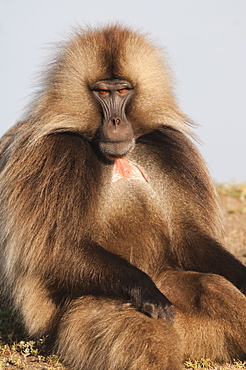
[0,184,246,369]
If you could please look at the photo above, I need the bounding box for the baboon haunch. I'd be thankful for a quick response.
[0,25,246,369]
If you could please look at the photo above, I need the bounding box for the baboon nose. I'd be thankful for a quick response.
[111,118,121,126]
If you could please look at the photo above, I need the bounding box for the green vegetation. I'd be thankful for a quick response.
[216,183,246,200]
[0,305,63,369]
[184,358,212,369]
[217,183,246,214]
[184,358,246,369]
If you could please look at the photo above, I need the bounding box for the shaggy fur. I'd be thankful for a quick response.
[0,25,246,369]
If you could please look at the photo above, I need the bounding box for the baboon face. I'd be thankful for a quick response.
[91,79,135,159]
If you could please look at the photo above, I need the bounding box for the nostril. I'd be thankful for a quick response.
[112,118,121,125]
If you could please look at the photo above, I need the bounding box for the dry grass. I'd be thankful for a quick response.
[0,184,246,370]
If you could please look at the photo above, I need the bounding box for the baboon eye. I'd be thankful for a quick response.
[117,88,128,95]
[99,90,109,96]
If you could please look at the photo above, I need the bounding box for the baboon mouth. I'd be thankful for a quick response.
[99,139,135,159]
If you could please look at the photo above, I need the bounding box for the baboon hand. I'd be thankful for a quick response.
[129,278,174,321]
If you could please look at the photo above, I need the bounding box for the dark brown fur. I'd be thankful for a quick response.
[0,25,246,369]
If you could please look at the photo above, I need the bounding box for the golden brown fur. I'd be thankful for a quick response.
[57,298,182,370]
[0,24,246,369]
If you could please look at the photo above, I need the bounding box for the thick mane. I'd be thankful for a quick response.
[23,25,192,143]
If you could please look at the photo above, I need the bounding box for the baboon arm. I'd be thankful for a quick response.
[45,240,174,320]
[37,239,173,321]
[136,129,246,294]
[175,231,246,294]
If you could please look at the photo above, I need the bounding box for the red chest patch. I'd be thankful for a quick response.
[112,158,148,183]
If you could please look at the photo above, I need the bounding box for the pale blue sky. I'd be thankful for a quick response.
[0,0,245,183]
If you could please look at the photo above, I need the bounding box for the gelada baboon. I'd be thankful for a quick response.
[1,25,246,369]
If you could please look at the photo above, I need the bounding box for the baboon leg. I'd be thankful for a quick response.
[156,271,246,362]
[12,277,58,337]
[55,296,183,370]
